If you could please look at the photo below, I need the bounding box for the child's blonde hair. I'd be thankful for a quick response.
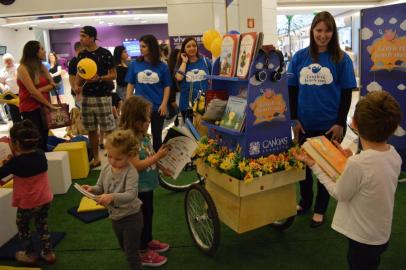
[119,96,152,138]
[105,129,139,157]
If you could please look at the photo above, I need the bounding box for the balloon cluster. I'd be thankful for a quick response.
[202,29,241,58]
[202,29,222,58]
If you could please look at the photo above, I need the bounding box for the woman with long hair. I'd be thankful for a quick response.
[174,37,211,122]
[17,41,58,151]
[125,34,171,152]
[113,45,129,100]
[48,51,63,95]
[288,11,356,227]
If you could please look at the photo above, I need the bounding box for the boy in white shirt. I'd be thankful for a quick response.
[295,91,402,270]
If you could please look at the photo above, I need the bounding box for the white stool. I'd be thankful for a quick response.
[46,151,72,195]
[0,188,17,246]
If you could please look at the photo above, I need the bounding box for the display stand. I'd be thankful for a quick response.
[203,48,292,158]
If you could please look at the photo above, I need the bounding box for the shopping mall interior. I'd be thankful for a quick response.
[0,0,405,269]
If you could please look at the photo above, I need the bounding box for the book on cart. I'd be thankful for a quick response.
[159,126,199,180]
[219,34,240,77]
[0,136,13,184]
[236,32,259,79]
[219,96,247,132]
[303,136,348,181]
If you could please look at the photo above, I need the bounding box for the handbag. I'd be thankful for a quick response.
[41,89,71,129]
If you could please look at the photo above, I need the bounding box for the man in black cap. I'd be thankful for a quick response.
[75,26,116,168]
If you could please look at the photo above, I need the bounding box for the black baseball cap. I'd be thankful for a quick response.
[80,26,98,40]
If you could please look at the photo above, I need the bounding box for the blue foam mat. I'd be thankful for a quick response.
[0,232,65,259]
[67,207,108,223]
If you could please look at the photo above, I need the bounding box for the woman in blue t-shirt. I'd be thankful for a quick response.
[126,35,171,152]
[288,11,356,227]
[174,37,212,122]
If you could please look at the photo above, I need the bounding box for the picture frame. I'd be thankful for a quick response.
[0,46,6,55]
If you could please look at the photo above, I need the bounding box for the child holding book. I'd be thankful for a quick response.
[120,96,169,267]
[82,130,143,270]
[295,91,402,270]
[0,120,55,265]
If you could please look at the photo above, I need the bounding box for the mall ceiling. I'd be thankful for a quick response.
[0,0,400,30]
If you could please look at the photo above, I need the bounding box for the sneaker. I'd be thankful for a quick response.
[15,251,38,265]
[141,250,167,267]
[41,251,57,264]
[148,240,170,253]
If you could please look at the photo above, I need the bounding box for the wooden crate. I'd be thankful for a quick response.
[196,160,305,234]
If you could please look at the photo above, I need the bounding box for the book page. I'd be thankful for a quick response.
[73,183,98,200]
[158,136,198,179]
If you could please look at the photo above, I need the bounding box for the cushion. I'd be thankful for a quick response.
[77,197,105,213]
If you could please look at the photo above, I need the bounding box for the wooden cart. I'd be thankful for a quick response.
[184,159,304,256]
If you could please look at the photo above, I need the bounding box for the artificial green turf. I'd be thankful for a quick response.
[1,170,405,269]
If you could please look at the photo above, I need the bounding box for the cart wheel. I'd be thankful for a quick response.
[270,216,296,231]
[184,184,220,256]
[159,170,204,192]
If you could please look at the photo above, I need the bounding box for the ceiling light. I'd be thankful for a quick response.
[277,4,374,10]
[98,21,104,24]
[30,24,37,27]
[73,24,81,27]
[140,20,148,24]
[1,13,167,27]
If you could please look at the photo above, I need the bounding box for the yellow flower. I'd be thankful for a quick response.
[244,172,254,183]
[220,158,233,170]
[207,154,220,167]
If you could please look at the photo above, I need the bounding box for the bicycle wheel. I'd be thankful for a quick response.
[184,184,220,256]
[159,170,203,192]
[270,216,296,231]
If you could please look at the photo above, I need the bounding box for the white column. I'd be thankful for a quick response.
[167,0,226,36]
[226,0,278,45]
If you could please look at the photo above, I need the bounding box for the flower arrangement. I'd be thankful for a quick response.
[195,136,304,183]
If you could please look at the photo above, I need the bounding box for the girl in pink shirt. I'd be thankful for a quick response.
[0,120,55,265]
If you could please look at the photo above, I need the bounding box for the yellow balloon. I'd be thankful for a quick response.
[210,37,223,58]
[202,29,221,50]
[77,58,97,80]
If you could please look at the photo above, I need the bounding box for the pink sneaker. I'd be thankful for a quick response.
[141,250,167,267]
[148,240,169,253]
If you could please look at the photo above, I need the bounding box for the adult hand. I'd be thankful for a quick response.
[87,74,100,83]
[48,104,59,110]
[181,53,188,63]
[332,140,353,158]
[158,103,167,116]
[326,124,344,142]
[97,194,114,207]
[292,120,305,143]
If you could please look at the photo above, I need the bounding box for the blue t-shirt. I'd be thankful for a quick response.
[125,60,172,111]
[137,136,159,192]
[179,57,212,111]
[288,48,356,131]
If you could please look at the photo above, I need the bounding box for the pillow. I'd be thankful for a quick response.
[77,196,105,213]
[202,98,228,122]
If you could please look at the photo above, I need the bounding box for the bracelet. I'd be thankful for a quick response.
[176,70,186,76]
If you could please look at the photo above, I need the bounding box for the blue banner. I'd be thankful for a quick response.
[360,3,406,171]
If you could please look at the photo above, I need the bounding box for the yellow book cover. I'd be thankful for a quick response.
[303,136,347,181]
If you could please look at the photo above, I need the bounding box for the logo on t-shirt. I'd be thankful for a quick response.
[186,69,207,82]
[137,69,160,84]
[299,64,333,86]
